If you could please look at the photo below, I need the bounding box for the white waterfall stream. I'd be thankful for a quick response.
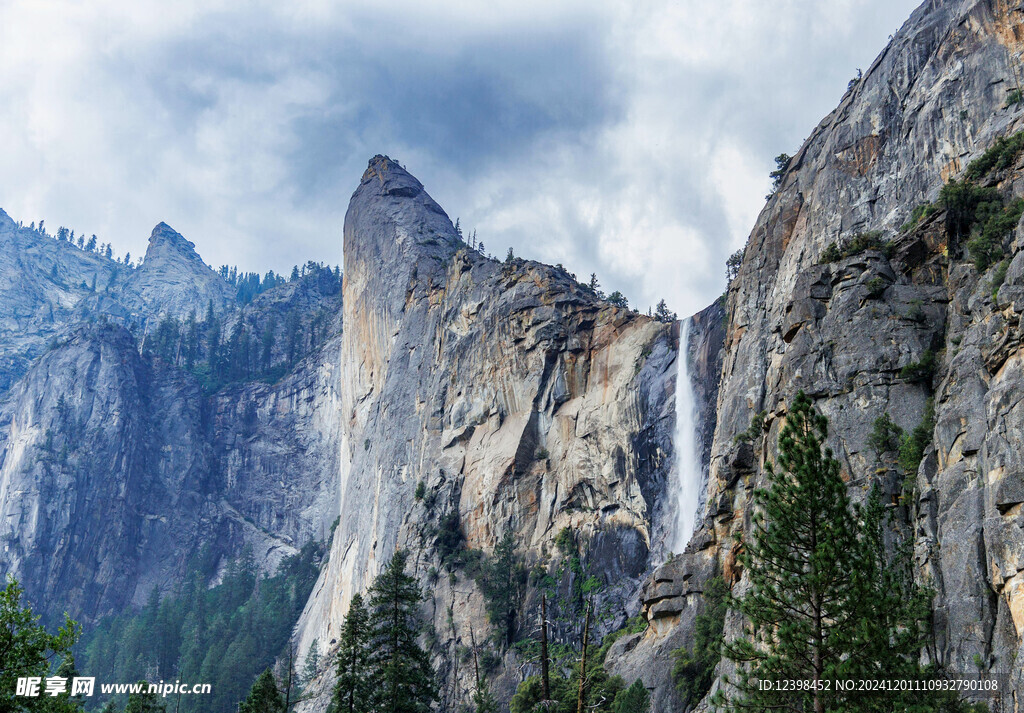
[671,317,702,554]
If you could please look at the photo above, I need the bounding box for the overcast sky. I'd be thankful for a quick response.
[0,0,920,318]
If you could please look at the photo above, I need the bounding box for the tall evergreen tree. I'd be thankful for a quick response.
[720,392,861,712]
[124,683,165,713]
[261,315,278,368]
[720,392,946,713]
[841,487,940,711]
[333,594,372,713]
[239,669,285,713]
[611,680,649,713]
[477,530,525,649]
[0,576,80,712]
[366,551,437,713]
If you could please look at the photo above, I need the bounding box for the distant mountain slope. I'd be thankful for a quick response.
[0,215,344,624]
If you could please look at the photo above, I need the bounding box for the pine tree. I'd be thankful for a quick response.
[261,315,278,369]
[654,300,674,322]
[720,392,945,713]
[768,153,792,196]
[612,679,650,713]
[124,683,165,713]
[45,653,86,712]
[366,551,438,713]
[841,487,939,711]
[721,392,861,712]
[0,576,80,712]
[302,639,321,685]
[477,530,525,649]
[472,683,498,713]
[333,593,371,713]
[606,291,628,309]
[238,669,285,713]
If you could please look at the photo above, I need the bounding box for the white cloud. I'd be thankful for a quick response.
[0,0,920,314]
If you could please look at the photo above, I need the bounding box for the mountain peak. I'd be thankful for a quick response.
[344,156,462,317]
[360,155,428,199]
[145,222,202,261]
[125,223,233,319]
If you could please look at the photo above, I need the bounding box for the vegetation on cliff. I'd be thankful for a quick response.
[717,393,953,712]
[331,551,437,713]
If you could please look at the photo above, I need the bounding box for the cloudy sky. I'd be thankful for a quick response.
[0,0,920,317]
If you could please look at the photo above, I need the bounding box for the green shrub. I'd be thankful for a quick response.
[733,410,767,444]
[967,197,1024,271]
[901,202,938,232]
[612,679,651,713]
[991,260,1010,301]
[1008,89,1024,107]
[912,202,937,222]
[845,230,892,257]
[868,413,903,461]
[965,131,1024,181]
[940,180,999,242]
[534,447,549,461]
[414,480,426,501]
[672,576,727,706]
[900,349,936,383]
[898,398,936,478]
[904,299,926,324]
[554,526,575,553]
[435,511,465,568]
[820,243,842,264]
[818,231,893,263]
[866,276,887,299]
[479,647,502,674]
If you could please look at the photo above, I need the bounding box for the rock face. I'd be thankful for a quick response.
[0,221,343,624]
[0,211,122,392]
[0,214,234,394]
[123,222,235,320]
[687,299,726,518]
[612,0,1024,709]
[295,156,681,709]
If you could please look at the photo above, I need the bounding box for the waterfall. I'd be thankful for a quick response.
[671,317,702,554]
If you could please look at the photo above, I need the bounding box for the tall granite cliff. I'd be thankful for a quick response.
[294,156,686,709]
[610,0,1024,710]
